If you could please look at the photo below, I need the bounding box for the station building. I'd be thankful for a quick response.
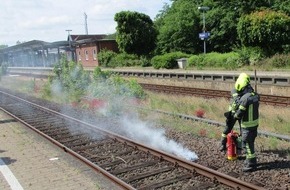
[0,35,118,68]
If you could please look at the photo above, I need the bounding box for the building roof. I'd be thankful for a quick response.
[68,34,107,42]
[0,40,69,53]
[0,34,115,54]
[68,34,117,46]
[0,40,48,52]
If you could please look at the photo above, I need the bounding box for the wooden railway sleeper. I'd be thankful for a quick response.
[125,166,175,183]
[41,128,71,135]
[67,140,92,148]
[100,159,125,169]
[83,150,133,162]
[58,134,86,144]
[138,174,192,190]
[192,182,216,189]
[51,132,77,140]
[73,143,100,152]
[111,161,157,175]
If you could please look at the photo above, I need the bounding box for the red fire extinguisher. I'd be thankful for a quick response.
[227,130,239,160]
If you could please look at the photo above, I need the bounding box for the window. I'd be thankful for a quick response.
[93,49,97,60]
[78,51,81,61]
[85,50,88,60]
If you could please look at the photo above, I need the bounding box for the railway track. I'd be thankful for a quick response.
[139,83,290,107]
[0,89,264,190]
[6,68,290,107]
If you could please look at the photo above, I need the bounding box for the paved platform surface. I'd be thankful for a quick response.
[0,111,122,190]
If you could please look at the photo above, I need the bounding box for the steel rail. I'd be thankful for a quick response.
[6,68,290,106]
[0,90,265,190]
[135,107,290,142]
[139,83,290,107]
[0,91,135,190]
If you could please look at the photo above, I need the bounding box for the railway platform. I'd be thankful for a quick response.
[0,111,122,190]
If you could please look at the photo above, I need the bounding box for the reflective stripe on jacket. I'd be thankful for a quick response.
[234,92,259,128]
[228,89,240,113]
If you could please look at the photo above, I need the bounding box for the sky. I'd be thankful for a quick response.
[0,0,171,46]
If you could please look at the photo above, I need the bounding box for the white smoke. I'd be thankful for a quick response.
[51,79,63,96]
[119,115,198,161]
[50,70,199,161]
[86,81,198,161]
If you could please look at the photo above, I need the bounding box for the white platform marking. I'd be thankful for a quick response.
[0,158,24,190]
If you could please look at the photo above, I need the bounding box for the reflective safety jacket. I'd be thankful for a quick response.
[228,89,241,113]
[234,92,260,128]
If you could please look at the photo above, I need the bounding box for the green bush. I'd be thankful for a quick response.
[98,50,150,68]
[97,49,117,67]
[127,79,145,98]
[139,56,151,67]
[224,56,239,70]
[110,53,142,67]
[252,53,290,70]
[187,52,239,69]
[187,55,205,69]
[269,54,290,68]
[203,52,237,67]
[202,53,219,67]
[92,66,112,81]
[234,46,265,66]
[89,68,145,99]
[151,55,163,69]
[45,55,91,102]
[151,52,190,69]
[41,82,52,99]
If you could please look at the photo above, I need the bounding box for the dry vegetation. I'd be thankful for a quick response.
[143,91,290,133]
[140,91,290,152]
[1,75,290,152]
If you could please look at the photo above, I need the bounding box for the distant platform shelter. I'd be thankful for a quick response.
[0,34,118,68]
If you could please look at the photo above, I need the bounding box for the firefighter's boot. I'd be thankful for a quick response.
[219,137,227,152]
[243,157,257,172]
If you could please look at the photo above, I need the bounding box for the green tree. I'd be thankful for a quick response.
[114,11,157,56]
[237,10,290,55]
[155,0,289,54]
[272,0,290,15]
[155,0,200,54]
[205,2,240,52]
[154,2,171,30]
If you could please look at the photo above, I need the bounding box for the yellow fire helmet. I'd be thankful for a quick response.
[235,73,250,92]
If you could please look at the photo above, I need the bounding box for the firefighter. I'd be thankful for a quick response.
[234,73,260,172]
[219,73,249,152]
[220,73,259,171]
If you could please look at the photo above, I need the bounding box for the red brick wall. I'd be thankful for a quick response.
[75,40,118,68]
[76,44,98,67]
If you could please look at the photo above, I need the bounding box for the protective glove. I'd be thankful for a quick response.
[224,111,232,119]
[224,111,236,128]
